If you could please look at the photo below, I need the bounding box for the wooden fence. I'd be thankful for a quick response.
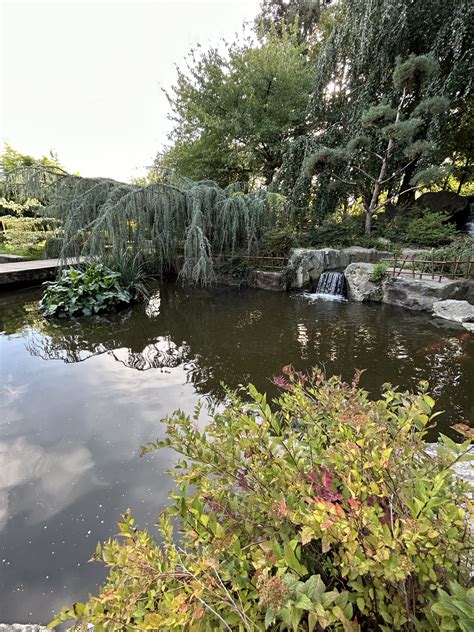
[383,255,472,282]
[214,255,288,271]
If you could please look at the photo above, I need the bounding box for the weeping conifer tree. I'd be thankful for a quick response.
[4,167,290,284]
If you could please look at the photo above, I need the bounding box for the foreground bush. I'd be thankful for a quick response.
[40,261,147,318]
[52,370,472,630]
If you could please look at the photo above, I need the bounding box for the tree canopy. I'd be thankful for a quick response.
[158,27,313,187]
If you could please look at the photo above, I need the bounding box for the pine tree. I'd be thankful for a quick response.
[306,56,449,235]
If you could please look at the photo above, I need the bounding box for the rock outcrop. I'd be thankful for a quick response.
[249,270,286,291]
[383,276,473,312]
[433,300,474,333]
[288,247,391,289]
[344,263,382,302]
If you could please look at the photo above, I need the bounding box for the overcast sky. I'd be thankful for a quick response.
[1,0,261,182]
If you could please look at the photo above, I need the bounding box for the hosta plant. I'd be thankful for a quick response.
[40,261,146,318]
[51,370,472,630]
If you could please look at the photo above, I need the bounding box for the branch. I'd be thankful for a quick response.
[350,165,376,182]
[381,159,417,185]
[376,185,419,210]
[330,172,358,187]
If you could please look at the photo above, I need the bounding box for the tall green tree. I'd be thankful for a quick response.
[279,0,473,215]
[257,0,334,43]
[307,56,450,234]
[158,28,313,187]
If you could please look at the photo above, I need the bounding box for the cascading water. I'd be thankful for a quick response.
[464,206,474,237]
[305,271,347,302]
[316,271,346,296]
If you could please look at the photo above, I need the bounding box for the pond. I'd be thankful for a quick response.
[1,282,473,624]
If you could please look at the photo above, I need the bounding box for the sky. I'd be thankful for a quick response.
[0,0,261,182]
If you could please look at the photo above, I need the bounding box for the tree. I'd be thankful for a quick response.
[0,143,65,217]
[278,0,473,217]
[6,166,295,284]
[159,27,313,187]
[257,0,334,43]
[0,143,63,174]
[306,56,449,235]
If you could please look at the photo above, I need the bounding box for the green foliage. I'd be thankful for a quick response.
[0,214,61,253]
[392,54,438,92]
[51,371,472,630]
[306,55,449,235]
[43,236,62,259]
[415,236,474,278]
[430,581,474,632]
[278,0,473,225]
[159,26,313,186]
[260,226,298,256]
[6,167,296,285]
[39,261,146,318]
[369,261,390,283]
[403,210,457,247]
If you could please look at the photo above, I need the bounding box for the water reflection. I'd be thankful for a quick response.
[0,282,473,624]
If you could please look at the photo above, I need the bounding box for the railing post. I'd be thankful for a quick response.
[452,256,459,280]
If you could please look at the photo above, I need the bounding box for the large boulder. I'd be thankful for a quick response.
[344,263,382,302]
[249,270,286,291]
[433,300,474,324]
[417,191,469,228]
[382,276,472,312]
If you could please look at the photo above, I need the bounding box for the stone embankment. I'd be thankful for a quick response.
[343,261,474,331]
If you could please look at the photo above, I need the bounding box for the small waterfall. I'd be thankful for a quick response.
[305,271,347,302]
[465,206,474,237]
[316,271,346,296]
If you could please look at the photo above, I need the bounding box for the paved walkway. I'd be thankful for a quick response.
[0,257,85,286]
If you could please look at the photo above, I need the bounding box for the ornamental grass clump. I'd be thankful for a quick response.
[51,369,473,631]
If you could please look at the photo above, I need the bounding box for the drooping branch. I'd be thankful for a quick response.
[6,167,290,285]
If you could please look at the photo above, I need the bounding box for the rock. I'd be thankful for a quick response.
[433,300,474,324]
[382,276,471,312]
[400,248,427,259]
[463,322,474,333]
[344,263,382,302]
[417,191,469,228]
[288,248,391,289]
[249,270,286,291]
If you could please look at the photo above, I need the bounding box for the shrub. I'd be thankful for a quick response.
[260,226,299,257]
[43,236,62,258]
[403,210,457,247]
[369,260,390,283]
[51,370,472,631]
[40,261,147,318]
[415,236,474,278]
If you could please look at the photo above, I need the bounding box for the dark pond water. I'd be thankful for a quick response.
[0,282,473,624]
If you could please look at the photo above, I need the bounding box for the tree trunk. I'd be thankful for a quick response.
[365,209,372,236]
[365,89,406,235]
[397,159,418,209]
